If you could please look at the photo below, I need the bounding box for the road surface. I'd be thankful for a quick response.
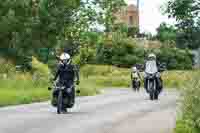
[0,89,178,133]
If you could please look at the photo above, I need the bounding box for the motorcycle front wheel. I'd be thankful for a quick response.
[150,92,154,100]
[57,91,63,114]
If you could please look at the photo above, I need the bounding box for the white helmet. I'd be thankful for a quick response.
[148,53,156,60]
[132,67,137,72]
[60,53,71,64]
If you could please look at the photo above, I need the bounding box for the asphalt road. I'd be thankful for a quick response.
[0,89,178,133]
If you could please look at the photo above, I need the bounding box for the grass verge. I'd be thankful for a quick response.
[0,64,194,107]
[174,70,200,133]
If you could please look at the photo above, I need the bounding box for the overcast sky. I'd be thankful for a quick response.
[125,0,175,34]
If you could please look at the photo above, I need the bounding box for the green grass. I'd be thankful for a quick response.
[0,79,50,107]
[162,70,193,89]
[0,64,195,107]
[175,120,198,133]
[173,70,200,133]
[0,59,198,132]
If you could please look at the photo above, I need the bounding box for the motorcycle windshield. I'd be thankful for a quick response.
[145,60,158,74]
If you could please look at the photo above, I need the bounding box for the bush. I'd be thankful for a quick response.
[96,34,144,67]
[175,120,198,133]
[152,47,193,70]
[31,57,51,84]
[0,58,15,75]
[175,71,200,133]
[73,47,96,66]
[0,57,51,107]
[94,33,193,69]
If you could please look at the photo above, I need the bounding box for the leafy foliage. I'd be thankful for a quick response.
[175,71,200,133]
[166,0,200,49]
[156,23,177,43]
[95,33,192,69]
[94,0,126,32]
[0,0,80,57]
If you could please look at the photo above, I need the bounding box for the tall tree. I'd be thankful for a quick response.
[0,0,80,59]
[166,0,200,49]
[156,23,177,43]
[94,0,126,33]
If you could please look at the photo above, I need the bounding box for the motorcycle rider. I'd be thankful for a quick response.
[131,66,141,90]
[53,52,80,109]
[144,53,163,94]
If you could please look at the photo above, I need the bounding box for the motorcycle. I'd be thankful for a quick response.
[48,82,76,114]
[132,77,140,92]
[145,61,166,100]
[146,73,159,100]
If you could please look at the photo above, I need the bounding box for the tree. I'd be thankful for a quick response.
[166,0,200,21]
[0,0,81,69]
[67,0,99,43]
[128,27,139,38]
[94,0,126,33]
[156,23,177,43]
[165,0,200,49]
[0,0,80,57]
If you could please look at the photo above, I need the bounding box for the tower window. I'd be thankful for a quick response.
[129,16,133,25]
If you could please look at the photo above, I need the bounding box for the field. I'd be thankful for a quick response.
[0,63,193,107]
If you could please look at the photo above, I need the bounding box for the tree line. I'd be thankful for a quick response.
[0,0,198,70]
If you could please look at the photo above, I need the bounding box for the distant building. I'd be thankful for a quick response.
[114,4,139,29]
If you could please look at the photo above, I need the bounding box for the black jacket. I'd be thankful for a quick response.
[54,63,79,83]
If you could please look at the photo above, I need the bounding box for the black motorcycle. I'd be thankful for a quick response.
[145,62,166,100]
[48,82,76,114]
[132,77,140,92]
[146,73,159,100]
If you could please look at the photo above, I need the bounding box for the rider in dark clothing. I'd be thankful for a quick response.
[54,53,79,107]
[54,63,79,85]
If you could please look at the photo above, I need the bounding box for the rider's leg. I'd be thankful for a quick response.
[67,80,75,107]
[156,77,163,94]
[138,80,141,91]
[144,78,148,92]
[132,80,134,89]
[71,86,75,105]
[159,77,163,93]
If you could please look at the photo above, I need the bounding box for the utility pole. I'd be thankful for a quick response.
[137,0,140,33]
[137,0,139,10]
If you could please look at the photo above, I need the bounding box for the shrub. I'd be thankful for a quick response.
[73,47,96,66]
[152,47,193,70]
[0,58,15,75]
[175,71,200,133]
[31,57,50,78]
[96,34,144,67]
[175,120,198,133]
[96,35,193,69]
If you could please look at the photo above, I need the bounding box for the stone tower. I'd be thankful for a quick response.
[114,4,139,29]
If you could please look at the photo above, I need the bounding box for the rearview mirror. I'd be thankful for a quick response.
[48,87,52,91]
[159,63,167,72]
[76,90,80,94]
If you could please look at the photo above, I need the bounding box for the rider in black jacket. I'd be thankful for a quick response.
[54,53,79,107]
